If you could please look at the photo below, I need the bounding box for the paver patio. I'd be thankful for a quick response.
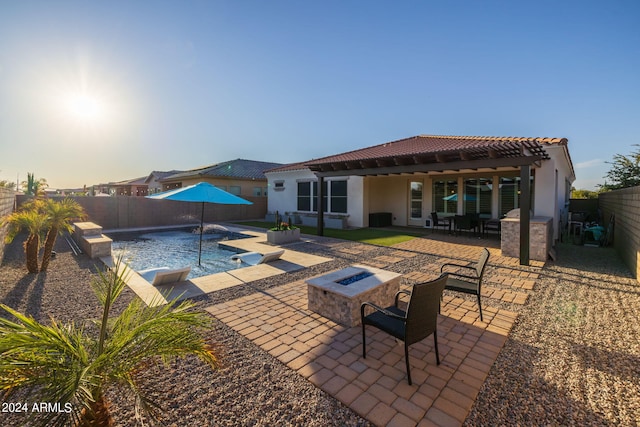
[206,234,538,426]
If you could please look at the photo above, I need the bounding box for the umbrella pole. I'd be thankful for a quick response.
[199,202,204,265]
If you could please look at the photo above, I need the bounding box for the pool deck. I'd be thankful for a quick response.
[103,227,332,306]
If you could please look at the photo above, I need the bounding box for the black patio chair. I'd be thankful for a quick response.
[453,214,478,236]
[361,274,448,385]
[483,218,501,237]
[430,212,451,234]
[440,248,490,321]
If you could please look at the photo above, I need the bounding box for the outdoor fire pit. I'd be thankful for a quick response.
[306,265,401,327]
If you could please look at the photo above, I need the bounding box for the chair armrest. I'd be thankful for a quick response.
[441,263,478,275]
[446,272,479,281]
[394,289,411,307]
[361,301,406,321]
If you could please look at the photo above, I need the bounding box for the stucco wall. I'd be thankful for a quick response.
[0,188,16,262]
[599,187,640,281]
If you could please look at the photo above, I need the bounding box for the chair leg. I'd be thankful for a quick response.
[404,341,412,385]
[434,331,440,365]
[477,294,483,322]
[362,323,367,358]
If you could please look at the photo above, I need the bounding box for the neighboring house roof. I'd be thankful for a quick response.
[161,159,284,182]
[111,176,148,186]
[267,134,572,176]
[144,170,184,184]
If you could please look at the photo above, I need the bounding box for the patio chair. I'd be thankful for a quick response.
[483,218,501,237]
[430,212,451,234]
[230,249,285,266]
[453,214,478,236]
[440,248,490,321]
[361,274,448,385]
[138,266,191,286]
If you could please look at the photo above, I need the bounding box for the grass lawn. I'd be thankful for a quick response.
[235,221,424,246]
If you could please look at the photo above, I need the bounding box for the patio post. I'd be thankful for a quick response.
[317,175,325,236]
[520,165,531,265]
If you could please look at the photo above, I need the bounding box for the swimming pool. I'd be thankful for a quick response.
[110,229,247,280]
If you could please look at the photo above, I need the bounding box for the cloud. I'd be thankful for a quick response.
[575,159,604,169]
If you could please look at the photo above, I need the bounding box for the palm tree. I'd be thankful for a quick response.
[3,207,48,273]
[0,259,218,426]
[40,198,86,271]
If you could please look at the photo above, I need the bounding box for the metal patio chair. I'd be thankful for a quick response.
[440,247,490,321]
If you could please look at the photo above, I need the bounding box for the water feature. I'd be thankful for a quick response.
[109,228,248,280]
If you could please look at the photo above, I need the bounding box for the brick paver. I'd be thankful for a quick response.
[202,232,546,426]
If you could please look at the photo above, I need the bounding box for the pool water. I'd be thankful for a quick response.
[110,230,246,279]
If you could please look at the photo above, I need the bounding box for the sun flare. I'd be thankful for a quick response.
[62,92,105,124]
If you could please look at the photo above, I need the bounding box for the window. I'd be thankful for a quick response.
[499,174,534,216]
[330,180,347,213]
[297,179,346,213]
[273,181,285,191]
[252,187,262,196]
[432,179,457,214]
[297,182,312,211]
[229,186,241,195]
[464,178,492,215]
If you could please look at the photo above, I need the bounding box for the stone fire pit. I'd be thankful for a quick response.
[306,265,401,327]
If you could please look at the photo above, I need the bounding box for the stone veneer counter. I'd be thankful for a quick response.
[306,265,401,327]
[501,216,552,262]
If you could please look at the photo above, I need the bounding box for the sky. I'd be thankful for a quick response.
[1,1,639,190]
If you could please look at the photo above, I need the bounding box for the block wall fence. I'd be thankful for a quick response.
[16,195,267,230]
[0,188,16,262]
[599,187,640,282]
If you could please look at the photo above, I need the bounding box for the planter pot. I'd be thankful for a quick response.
[267,228,300,245]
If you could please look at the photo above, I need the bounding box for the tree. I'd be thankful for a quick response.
[21,172,48,196]
[571,187,600,199]
[0,180,16,190]
[602,145,640,190]
[0,259,218,427]
[3,206,48,273]
[40,198,86,271]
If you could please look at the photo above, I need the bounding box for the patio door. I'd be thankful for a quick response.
[408,181,423,226]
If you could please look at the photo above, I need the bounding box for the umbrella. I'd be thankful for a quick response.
[147,182,252,265]
[443,193,476,202]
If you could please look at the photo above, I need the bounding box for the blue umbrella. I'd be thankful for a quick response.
[443,193,476,202]
[147,182,252,265]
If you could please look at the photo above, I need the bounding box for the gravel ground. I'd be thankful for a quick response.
[1,232,639,426]
[465,242,640,426]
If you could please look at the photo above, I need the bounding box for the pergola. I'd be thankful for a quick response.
[304,135,567,265]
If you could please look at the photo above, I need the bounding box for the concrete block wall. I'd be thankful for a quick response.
[16,195,267,230]
[0,188,16,262]
[599,187,640,281]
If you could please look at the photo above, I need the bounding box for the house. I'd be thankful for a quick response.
[159,159,284,198]
[107,176,149,196]
[144,170,183,195]
[265,135,575,263]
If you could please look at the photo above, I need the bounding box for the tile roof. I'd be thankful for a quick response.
[267,134,568,173]
[144,170,184,184]
[161,159,284,182]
